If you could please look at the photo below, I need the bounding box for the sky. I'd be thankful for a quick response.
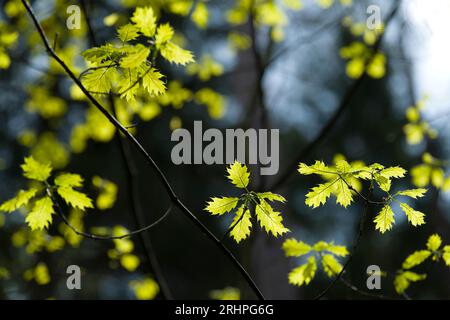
[409,0,450,120]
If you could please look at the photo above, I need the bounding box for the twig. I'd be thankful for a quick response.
[109,94,174,300]
[52,33,59,51]
[313,183,373,299]
[78,64,120,80]
[339,277,395,300]
[54,193,173,240]
[22,0,264,300]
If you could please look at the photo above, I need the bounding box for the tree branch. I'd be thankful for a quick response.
[53,191,173,241]
[339,277,395,300]
[313,181,373,299]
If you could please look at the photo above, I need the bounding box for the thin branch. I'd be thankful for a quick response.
[339,174,386,206]
[313,184,373,299]
[78,64,119,80]
[22,0,264,300]
[269,2,402,191]
[339,277,395,300]
[52,32,59,51]
[54,194,173,240]
[267,12,345,67]
[109,94,174,300]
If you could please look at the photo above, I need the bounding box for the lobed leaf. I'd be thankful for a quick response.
[25,196,55,230]
[229,205,252,243]
[205,197,239,216]
[21,156,52,182]
[374,205,395,234]
[227,161,250,189]
[282,238,311,257]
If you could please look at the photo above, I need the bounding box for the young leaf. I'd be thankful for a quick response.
[443,246,450,267]
[322,254,343,277]
[282,238,311,257]
[227,161,250,189]
[155,23,175,46]
[0,188,38,213]
[298,161,329,175]
[402,250,431,269]
[255,199,289,237]
[160,42,194,66]
[131,7,157,37]
[21,156,52,182]
[55,173,83,188]
[82,44,115,64]
[305,180,336,208]
[256,192,286,203]
[380,166,407,179]
[374,205,395,234]
[57,187,93,211]
[288,256,317,286]
[426,234,442,251]
[120,45,150,69]
[325,243,349,257]
[397,188,427,199]
[375,175,391,192]
[400,203,425,227]
[312,241,330,252]
[312,241,348,257]
[205,197,239,215]
[335,179,353,208]
[118,24,140,42]
[141,67,166,96]
[394,271,426,294]
[229,206,252,243]
[25,196,55,230]
[82,67,116,94]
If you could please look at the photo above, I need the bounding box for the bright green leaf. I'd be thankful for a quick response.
[282,238,311,257]
[227,161,250,189]
[255,199,289,237]
[205,197,239,215]
[25,196,55,230]
[374,205,395,234]
[400,203,426,227]
[57,186,93,211]
[426,234,442,251]
[0,188,38,213]
[21,156,52,182]
[402,250,431,270]
[131,7,157,37]
[229,205,252,243]
[397,188,427,199]
[288,256,317,286]
[394,271,426,294]
[322,254,343,277]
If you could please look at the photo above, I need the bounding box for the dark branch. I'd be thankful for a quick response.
[313,182,373,299]
[54,194,173,240]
